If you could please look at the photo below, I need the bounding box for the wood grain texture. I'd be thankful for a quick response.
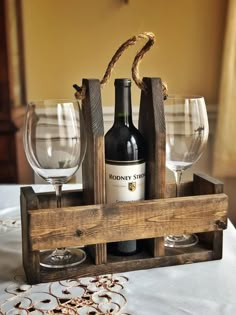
[81,79,106,264]
[138,77,166,199]
[193,172,224,195]
[21,173,228,284]
[37,190,83,209]
[81,79,105,204]
[20,187,40,283]
[150,237,165,257]
[165,181,193,198]
[138,77,166,256]
[193,172,226,259]
[28,193,227,251]
[38,246,214,283]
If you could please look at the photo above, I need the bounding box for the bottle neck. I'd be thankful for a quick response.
[114,84,133,126]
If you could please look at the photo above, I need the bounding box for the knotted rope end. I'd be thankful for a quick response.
[73,84,86,100]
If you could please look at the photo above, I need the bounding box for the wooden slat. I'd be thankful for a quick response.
[193,172,224,195]
[29,193,228,251]
[193,172,226,259]
[81,79,106,264]
[139,77,166,199]
[20,187,40,283]
[165,181,193,198]
[139,77,166,257]
[81,79,105,204]
[37,189,83,208]
[39,247,214,283]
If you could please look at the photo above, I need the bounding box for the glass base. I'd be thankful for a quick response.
[40,248,86,269]
[164,234,198,248]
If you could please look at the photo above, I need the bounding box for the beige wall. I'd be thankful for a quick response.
[22,0,227,106]
[20,0,236,226]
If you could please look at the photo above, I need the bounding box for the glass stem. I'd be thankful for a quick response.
[174,170,183,197]
[53,184,64,253]
[53,184,62,208]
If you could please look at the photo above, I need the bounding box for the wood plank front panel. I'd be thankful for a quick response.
[28,193,228,251]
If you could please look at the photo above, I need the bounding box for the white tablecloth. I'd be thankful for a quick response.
[0,184,236,314]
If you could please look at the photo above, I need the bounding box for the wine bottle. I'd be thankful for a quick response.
[105,78,146,255]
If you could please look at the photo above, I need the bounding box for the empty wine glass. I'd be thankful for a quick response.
[23,99,87,268]
[164,95,209,248]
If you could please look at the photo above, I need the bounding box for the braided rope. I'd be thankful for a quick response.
[100,35,137,86]
[131,32,155,89]
[74,32,167,100]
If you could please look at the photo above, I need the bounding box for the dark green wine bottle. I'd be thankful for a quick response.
[105,78,146,255]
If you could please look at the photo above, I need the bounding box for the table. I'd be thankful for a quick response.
[0,184,236,314]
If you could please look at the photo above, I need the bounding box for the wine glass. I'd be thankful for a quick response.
[23,99,87,268]
[164,95,209,248]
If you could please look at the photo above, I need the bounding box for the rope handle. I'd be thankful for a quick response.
[74,32,168,99]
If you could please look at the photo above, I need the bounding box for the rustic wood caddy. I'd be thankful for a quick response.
[20,78,228,284]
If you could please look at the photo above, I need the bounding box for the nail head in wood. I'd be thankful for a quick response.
[76,229,83,237]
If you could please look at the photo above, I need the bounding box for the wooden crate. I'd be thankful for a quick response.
[20,78,228,284]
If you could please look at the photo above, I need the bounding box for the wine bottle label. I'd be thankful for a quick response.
[105,160,145,203]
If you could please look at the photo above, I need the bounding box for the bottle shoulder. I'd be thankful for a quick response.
[105,125,145,147]
[105,124,146,161]
[105,124,143,139]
